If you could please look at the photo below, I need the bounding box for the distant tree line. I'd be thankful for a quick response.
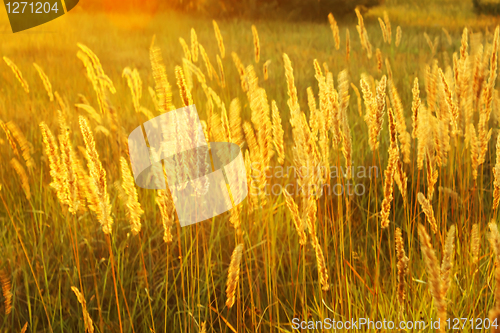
[162,0,383,20]
[472,0,500,15]
[77,0,383,20]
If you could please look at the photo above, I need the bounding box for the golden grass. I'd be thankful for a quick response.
[328,13,340,50]
[417,192,438,234]
[3,57,29,94]
[0,270,12,316]
[225,243,244,308]
[213,19,225,59]
[395,227,408,313]
[10,158,30,201]
[418,223,447,333]
[251,25,260,63]
[489,221,500,311]
[119,156,143,235]
[380,107,398,228]
[3,6,500,332]
[79,116,113,234]
[71,286,94,333]
[33,63,53,101]
[395,26,402,47]
[191,28,199,63]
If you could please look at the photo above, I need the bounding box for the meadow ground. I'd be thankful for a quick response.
[2,0,500,332]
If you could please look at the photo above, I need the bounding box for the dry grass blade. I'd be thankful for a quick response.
[442,27,452,45]
[71,286,94,333]
[216,55,226,88]
[424,32,434,53]
[346,28,350,63]
[229,203,242,234]
[263,59,271,81]
[221,103,232,143]
[33,63,53,101]
[75,104,102,124]
[469,124,480,181]
[58,111,82,214]
[157,189,176,243]
[179,37,192,62]
[271,100,285,165]
[175,66,194,107]
[313,236,330,291]
[471,223,480,266]
[283,189,307,245]
[200,44,213,82]
[361,75,386,151]
[383,11,392,43]
[120,156,143,235]
[489,221,500,311]
[425,152,439,201]
[439,67,459,135]
[283,53,298,110]
[122,67,142,113]
[77,43,115,92]
[416,106,429,169]
[394,160,408,202]
[350,82,362,117]
[79,116,113,234]
[39,122,65,199]
[376,48,382,73]
[0,270,12,315]
[19,323,28,333]
[54,91,68,113]
[6,121,35,169]
[191,28,199,63]
[418,223,446,333]
[0,120,21,159]
[395,26,402,47]
[417,192,438,234]
[441,225,456,297]
[380,107,398,228]
[150,37,174,112]
[200,321,206,333]
[252,25,260,63]
[229,98,244,147]
[411,77,421,139]
[395,228,408,311]
[3,57,29,93]
[226,243,244,308]
[10,158,30,200]
[231,52,247,91]
[328,13,340,50]
[478,26,499,168]
[338,70,352,178]
[438,186,460,203]
[388,79,411,163]
[307,86,318,138]
[213,20,225,58]
[378,17,388,43]
[355,8,372,58]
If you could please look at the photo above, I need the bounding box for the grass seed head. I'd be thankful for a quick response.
[252,25,261,63]
[3,56,29,93]
[213,20,225,59]
[226,243,244,308]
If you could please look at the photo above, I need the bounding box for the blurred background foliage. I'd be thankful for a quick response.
[76,0,500,22]
[473,0,500,15]
[170,0,384,20]
[78,0,385,20]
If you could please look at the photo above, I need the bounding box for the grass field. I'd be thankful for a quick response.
[2,0,500,332]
